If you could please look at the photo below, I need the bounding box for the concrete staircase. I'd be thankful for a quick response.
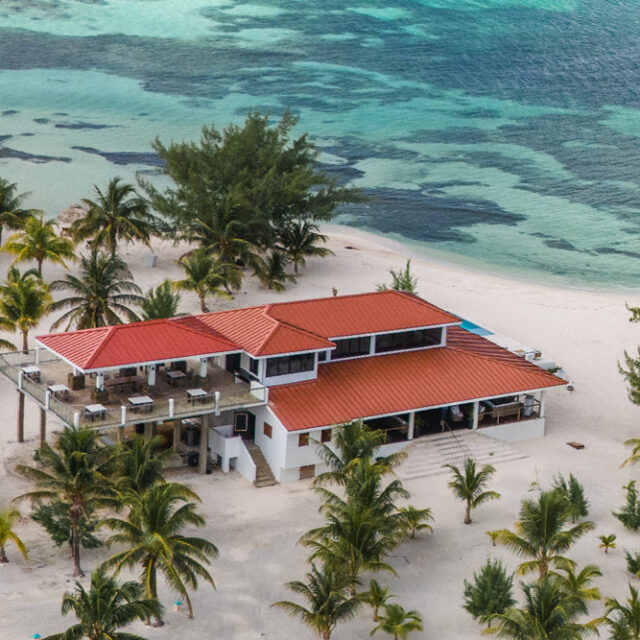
[396,430,528,481]
[246,443,278,488]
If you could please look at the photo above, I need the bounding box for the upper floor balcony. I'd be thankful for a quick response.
[0,349,268,430]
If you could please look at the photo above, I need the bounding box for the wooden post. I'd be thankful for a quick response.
[199,423,208,475]
[17,390,24,443]
[39,408,46,445]
[173,422,180,452]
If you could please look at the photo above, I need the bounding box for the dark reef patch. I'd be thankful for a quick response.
[72,145,162,166]
[0,147,70,163]
[55,121,118,130]
[1,109,19,116]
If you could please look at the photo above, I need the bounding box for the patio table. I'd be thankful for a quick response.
[166,370,187,386]
[128,395,154,413]
[21,365,41,382]
[186,388,209,405]
[48,383,70,399]
[85,403,106,421]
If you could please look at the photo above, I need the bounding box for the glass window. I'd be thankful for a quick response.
[375,328,442,353]
[298,433,309,447]
[331,336,371,359]
[321,429,331,443]
[266,353,316,377]
[249,357,259,375]
[264,422,272,438]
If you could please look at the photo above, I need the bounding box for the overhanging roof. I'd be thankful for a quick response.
[36,319,239,372]
[268,332,566,431]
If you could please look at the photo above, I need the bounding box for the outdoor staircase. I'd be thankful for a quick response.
[396,430,528,481]
[246,443,278,488]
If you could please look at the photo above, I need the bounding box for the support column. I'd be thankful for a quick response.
[96,372,104,391]
[39,408,46,445]
[199,423,208,475]
[35,348,41,365]
[173,422,181,452]
[472,401,480,430]
[539,391,546,418]
[407,412,415,441]
[17,390,24,443]
[199,358,208,379]
[148,365,157,387]
[144,422,153,443]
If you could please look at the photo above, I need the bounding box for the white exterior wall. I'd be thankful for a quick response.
[480,417,545,442]
[252,406,289,482]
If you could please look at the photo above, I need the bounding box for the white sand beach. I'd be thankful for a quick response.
[1,227,640,639]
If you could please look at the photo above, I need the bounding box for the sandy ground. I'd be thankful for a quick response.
[1,227,640,638]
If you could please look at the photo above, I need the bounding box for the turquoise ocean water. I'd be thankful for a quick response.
[1,0,640,287]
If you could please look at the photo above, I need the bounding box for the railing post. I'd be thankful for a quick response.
[214,391,220,416]
[120,405,127,426]
[45,390,51,410]
[73,412,80,428]
[18,370,23,391]
[169,398,174,418]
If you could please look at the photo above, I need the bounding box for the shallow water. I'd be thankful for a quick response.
[1,0,640,287]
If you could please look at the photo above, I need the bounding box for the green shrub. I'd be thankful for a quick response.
[614,481,640,531]
[625,550,640,577]
[552,473,589,522]
[463,558,515,626]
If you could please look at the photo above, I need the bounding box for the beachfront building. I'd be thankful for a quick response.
[0,291,565,484]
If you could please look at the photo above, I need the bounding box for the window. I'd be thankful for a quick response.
[266,353,315,377]
[375,328,442,353]
[298,433,309,447]
[318,351,327,362]
[299,464,315,480]
[321,429,331,443]
[263,422,273,438]
[331,336,371,360]
[249,357,259,375]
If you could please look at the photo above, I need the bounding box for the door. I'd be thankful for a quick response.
[234,411,256,440]
[225,353,241,375]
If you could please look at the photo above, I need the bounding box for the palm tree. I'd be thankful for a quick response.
[276,220,333,274]
[622,438,640,468]
[0,506,27,563]
[101,482,217,623]
[49,249,144,330]
[313,420,404,489]
[600,584,640,640]
[0,177,32,245]
[598,534,616,554]
[273,563,361,640]
[141,280,181,320]
[173,248,238,312]
[0,267,51,441]
[371,603,423,639]
[376,260,418,294]
[0,266,51,350]
[73,177,157,256]
[561,564,601,604]
[43,566,161,640]
[490,490,596,579]
[398,505,434,540]
[484,576,600,639]
[253,249,296,291]
[365,579,394,621]
[15,428,114,576]
[2,211,76,277]
[445,458,500,525]
[113,435,170,494]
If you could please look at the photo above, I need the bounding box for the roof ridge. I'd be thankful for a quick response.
[166,316,238,348]
[261,305,334,345]
[84,325,116,369]
[255,307,283,354]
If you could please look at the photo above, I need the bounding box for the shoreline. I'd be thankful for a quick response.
[322,223,640,297]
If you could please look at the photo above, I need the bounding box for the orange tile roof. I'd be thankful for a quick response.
[267,290,460,338]
[268,336,566,431]
[36,319,238,371]
[190,306,334,357]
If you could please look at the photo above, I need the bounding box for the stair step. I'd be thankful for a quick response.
[245,442,278,488]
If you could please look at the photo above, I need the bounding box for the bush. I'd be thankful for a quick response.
[463,558,515,626]
[614,481,640,531]
[32,500,102,550]
[552,473,589,522]
[626,550,640,577]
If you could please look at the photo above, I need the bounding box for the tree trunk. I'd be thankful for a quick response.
[17,390,24,443]
[0,545,8,563]
[22,331,28,353]
[321,630,331,640]
[464,503,472,525]
[145,563,164,626]
[71,514,84,577]
[199,293,208,313]
[37,258,43,278]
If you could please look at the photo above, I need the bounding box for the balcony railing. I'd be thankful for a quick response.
[0,351,269,430]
